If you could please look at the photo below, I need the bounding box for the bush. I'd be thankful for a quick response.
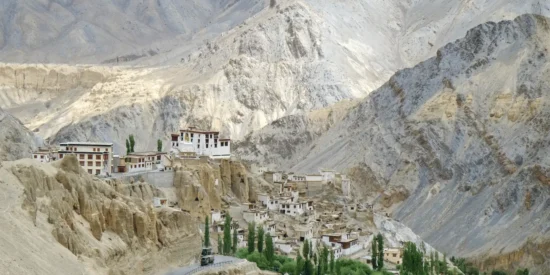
[247,252,270,270]
[236,248,249,259]
[280,261,297,275]
[336,259,373,275]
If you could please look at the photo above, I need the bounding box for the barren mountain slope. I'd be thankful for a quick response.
[1,0,549,153]
[0,0,266,64]
[0,156,200,274]
[0,106,37,161]
[242,14,550,272]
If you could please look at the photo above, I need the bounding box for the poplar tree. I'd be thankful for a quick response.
[248,222,256,253]
[371,237,378,270]
[264,233,274,263]
[377,233,384,270]
[223,215,232,255]
[232,228,238,254]
[204,216,210,247]
[303,239,310,259]
[126,139,130,155]
[129,134,135,152]
[330,250,335,274]
[295,255,305,275]
[157,139,163,152]
[257,226,265,253]
[218,234,223,254]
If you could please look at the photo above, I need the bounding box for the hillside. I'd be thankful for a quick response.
[0,106,37,161]
[243,14,550,272]
[1,0,548,154]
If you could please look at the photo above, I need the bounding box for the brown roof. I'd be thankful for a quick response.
[219,138,231,141]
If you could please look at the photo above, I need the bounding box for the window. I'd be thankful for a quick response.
[96,162,101,166]
[197,144,200,148]
[33,155,37,159]
[393,253,397,257]
[96,155,101,160]
[40,155,44,159]
[95,170,100,175]
[87,154,92,159]
[214,143,217,148]
[92,148,96,152]
[59,154,63,158]
[87,169,92,174]
[87,161,93,166]
[206,144,209,148]
[79,161,85,166]
[157,156,161,160]
[79,154,85,159]
[105,148,109,152]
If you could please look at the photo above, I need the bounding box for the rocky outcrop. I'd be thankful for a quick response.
[0,106,37,161]
[3,155,199,274]
[173,160,254,216]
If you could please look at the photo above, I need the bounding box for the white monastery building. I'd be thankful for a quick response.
[58,142,113,176]
[170,127,231,159]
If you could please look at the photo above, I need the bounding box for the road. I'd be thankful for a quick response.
[165,255,241,275]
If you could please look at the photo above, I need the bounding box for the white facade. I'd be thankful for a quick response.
[275,241,294,254]
[153,197,168,207]
[273,172,283,182]
[279,202,305,216]
[264,222,276,236]
[306,174,323,182]
[320,170,336,183]
[243,210,269,224]
[289,174,306,182]
[211,210,224,224]
[32,151,56,163]
[58,142,113,176]
[125,152,164,173]
[170,128,231,159]
[342,175,351,196]
[322,233,361,256]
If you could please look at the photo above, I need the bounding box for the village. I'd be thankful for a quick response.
[30,127,405,273]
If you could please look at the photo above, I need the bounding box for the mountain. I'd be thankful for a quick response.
[239,14,550,272]
[0,106,37,161]
[1,0,548,155]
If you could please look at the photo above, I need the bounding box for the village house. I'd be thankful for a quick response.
[319,169,337,183]
[341,175,351,196]
[170,127,231,159]
[322,233,362,256]
[305,174,323,183]
[279,202,305,216]
[383,248,403,265]
[121,151,165,173]
[153,197,168,207]
[57,142,113,176]
[214,221,239,233]
[243,209,269,225]
[263,221,276,236]
[295,227,313,242]
[274,239,296,255]
[211,209,226,224]
[32,147,59,163]
[251,164,268,174]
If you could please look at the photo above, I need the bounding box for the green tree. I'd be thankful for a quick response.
[304,259,314,275]
[442,254,449,275]
[204,216,210,247]
[377,233,384,270]
[264,233,274,263]
[330,250,335,274]
[401,242,425,275]
[248,222,256,254]
[296,255,305,275]
[218,234,223,254]
[257,226,265,253]
[371,237,378,270]
[126,139,130,155]
[303,239,310,259]
[516,269,529,275]
[491,271,507,275]
[281,261,297,275]
[223,215,232,255]
[129,134,135,152]
[232,228,238,254]
[157,139,163,152]
[321,245,329,275]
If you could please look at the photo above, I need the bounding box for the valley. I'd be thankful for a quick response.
[0,0,549,274]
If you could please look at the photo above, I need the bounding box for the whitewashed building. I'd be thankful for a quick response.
[243,210,269,224]
[32,147,59,163]
[320,169,337,183]
[322,233,362,256]
[306,174,323,182]
[57,142,113,176]
[211,210,225,224]
[342,175,351,196]
[170,127,231,159]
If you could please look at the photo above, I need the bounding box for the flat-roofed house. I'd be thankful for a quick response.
[170,127,231,159]
[57,142,113,176]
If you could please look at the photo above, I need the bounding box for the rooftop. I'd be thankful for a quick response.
[127,151,164,156]
[59,142,113,146]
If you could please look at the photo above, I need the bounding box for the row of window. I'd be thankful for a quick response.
[79,161,103,167]
[79,154,103,160]
[87,169,101,175]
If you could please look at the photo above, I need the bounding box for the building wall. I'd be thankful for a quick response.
[58,143,113,175]
[172,131,231,159]
[306,175,323,182]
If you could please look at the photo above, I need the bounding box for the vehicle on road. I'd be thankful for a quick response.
[200,247,214,266]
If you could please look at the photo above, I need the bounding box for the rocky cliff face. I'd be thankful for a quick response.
[173,160,254,217]
[0,106,37,161]
[245,14,550,273]
[0,156,200,274]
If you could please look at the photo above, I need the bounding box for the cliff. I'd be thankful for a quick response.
[0,156,200,274]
